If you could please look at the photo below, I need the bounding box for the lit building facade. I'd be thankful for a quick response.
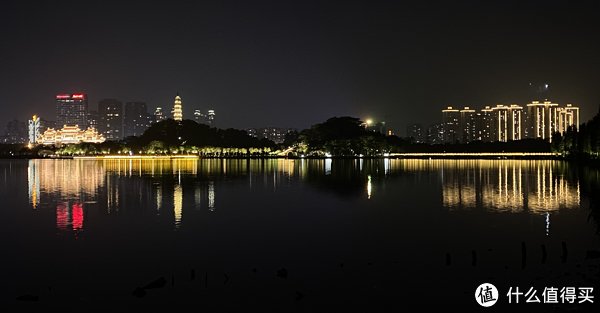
[56,93,88,128]
[172,94,183,121]
[247,127,295,144]
[124,101,150,137]
[28,115,41,144]
[439,101,577,143]
[38,125,105,145]
[490,104,522,142]
[442,106,460,143]
[459,107,477,143]
[154,107,165,123]
[526,101,559,141]
[426,123,444,144]
[557,104,580,133]
[98,98,123,140]
[207,109,215,126]
[475,106,493,142]
[407,123,424,143]
[194,109,216,126]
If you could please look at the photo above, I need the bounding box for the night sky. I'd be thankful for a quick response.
[2,0,600,132]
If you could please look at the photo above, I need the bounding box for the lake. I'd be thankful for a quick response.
[1,158,599,311]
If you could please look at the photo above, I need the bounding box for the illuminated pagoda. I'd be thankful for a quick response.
[172,93,183,121]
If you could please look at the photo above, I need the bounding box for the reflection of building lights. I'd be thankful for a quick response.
[56,202,69,230]
[208,181,215,211]
[174,184,182,228]
[156,184,162,212]
[325,158,332,175]
[430,159,580,213]
[72,202,84,231]
[545,212,550,236]
[27,160,39,209]
[367,175,372,199]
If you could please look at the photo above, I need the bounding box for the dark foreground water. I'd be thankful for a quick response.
[1,159,599,312]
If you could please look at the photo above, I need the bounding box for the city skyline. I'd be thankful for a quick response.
[2,1,600,131]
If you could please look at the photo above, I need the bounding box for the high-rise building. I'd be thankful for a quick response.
[406,123,424,143]
[56,93,88,128]
[427,123,444,145]
[247,127,295,144]
[525,100,559,141]
[4,119,27,143]
[557,104,580,133]
[490,104,522,142]
[172,94,183,121]
[98,99,123,141]
[154,107,165,123]
[207,109,215,126]
[194,109,216,126]
[194,109,207,124]
[475,106,493,142]
[459,107,477,143]
[87,110,99,130]
[28,115,41,144]
[442,106,460,143]
[124,102,150,137]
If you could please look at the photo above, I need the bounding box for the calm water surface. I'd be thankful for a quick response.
[1,159,599,311]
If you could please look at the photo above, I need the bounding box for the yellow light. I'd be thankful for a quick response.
[366,119,373,125]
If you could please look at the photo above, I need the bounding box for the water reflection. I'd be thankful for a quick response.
[432,160,580,213]
[25,159,583,233]
[56,202,84,231]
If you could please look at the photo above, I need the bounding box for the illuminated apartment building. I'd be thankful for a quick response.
[490,104,522,142]
[557,104,580,133]
[525,101,559,140]
[459,107,477,143]
[442,106,460,143]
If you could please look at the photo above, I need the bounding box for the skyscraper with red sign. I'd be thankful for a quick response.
[56,93,88,128]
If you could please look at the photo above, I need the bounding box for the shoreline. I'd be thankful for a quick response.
[0,152,569,161]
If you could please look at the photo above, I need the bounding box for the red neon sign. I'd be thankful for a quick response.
[72,94,85,99]
[56,94,71,99]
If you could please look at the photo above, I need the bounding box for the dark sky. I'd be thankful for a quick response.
[2,0,600,133]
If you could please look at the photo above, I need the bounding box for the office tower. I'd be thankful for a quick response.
[56,93,88,128]
[98,98,123,141]
[557,104,580,133]
[442,106,460,143]
[124,102,149,137]
[154,107,165,123]
[459,107,477,143]
[172,94,183,121]
[526,100,559,141]
[407,123,424,143]
[87,110,99,130]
